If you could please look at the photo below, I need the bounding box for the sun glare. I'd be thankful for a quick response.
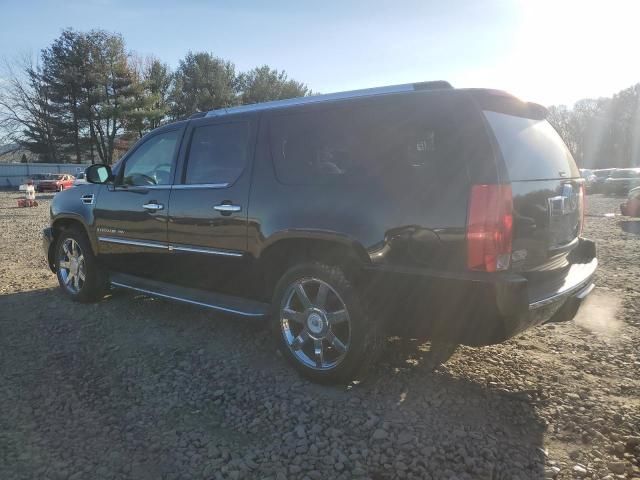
[480,0,640,106]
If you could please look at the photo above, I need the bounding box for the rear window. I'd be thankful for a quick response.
[484,111,579,181]
[269,95,477,186]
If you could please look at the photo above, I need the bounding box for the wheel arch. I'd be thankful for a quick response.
[51,215,97,258]
[255,232,371,301]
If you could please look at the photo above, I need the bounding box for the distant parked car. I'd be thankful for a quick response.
[73,172,88,186]
[36,174,75,192]
[620,186,640,217]
[590,168,616,193]
[18,173,49,191]
[603,168,640,196]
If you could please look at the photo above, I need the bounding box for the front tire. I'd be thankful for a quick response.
[55,228,107,302]
[271,262,380,383]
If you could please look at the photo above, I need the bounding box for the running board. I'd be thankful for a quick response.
[109,273,270,318]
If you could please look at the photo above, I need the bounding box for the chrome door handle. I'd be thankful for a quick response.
[214,204,241,213]
[143,202,164,211]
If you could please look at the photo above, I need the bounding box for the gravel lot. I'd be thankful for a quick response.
[0,190,639,480]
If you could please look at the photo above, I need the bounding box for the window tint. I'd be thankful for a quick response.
[483,111,579,181]
[268,97,469,186]
[184,122,249,185]
[122,130,180,186]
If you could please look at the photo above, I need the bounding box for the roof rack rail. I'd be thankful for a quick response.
[413,80,452,90]
[204,80,453,118]
[189,111,207,119]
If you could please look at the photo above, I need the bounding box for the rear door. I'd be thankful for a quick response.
[93,126,184,277]
[482,104,583,274]
[165,114,256,296]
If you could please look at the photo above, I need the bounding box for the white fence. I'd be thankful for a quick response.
[0,163,89,188]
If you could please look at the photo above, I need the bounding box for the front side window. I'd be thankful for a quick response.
[184,122,249,185]
[122,130,180,186]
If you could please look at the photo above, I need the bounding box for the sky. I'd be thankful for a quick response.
[1,0,639,106]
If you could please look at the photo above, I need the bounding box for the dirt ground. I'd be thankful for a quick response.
[0,190,638,480]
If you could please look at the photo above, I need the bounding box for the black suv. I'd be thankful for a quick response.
[43,81,597,383]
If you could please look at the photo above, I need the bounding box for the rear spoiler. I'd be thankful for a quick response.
[464,89,548,120]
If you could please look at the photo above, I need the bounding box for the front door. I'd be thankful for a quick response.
[94,126,184,278]
[166,115,256,296]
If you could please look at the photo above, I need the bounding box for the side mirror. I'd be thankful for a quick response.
[85,164,112,184]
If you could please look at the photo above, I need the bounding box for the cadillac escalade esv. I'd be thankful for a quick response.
[43,81,597,383]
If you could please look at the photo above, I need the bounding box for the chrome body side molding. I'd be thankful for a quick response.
[169,244,244,257]
[97,236,244,257]
[98,236,166,249]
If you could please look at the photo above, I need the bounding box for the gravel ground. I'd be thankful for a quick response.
[0,190,638,480]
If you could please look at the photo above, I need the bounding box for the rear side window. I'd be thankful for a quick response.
[185,122,249,185]
[484,111,579,181]
[269,96,474,186]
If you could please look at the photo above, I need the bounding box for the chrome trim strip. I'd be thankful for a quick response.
[98,236,167,249]
[110,281,264,317]
[113,184,229,190]
[575,282,595,299]
[529,273,596,310]
[98,236,243,257]
[172,183,229,190]
[170,245,243,257]
[113,185,172,191]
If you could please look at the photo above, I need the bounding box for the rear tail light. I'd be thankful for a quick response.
[466,184,513,272]
[578,183,585,236]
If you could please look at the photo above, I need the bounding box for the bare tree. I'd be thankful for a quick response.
[0,55,60,161]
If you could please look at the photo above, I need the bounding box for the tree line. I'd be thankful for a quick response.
[548,84,640,169]
[0,29,309,164]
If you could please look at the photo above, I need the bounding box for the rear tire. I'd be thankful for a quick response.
[271,262,380,384]
[55,227,107,303]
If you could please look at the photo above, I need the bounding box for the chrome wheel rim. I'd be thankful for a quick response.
[280,277,351,371]
[58,238,85,294]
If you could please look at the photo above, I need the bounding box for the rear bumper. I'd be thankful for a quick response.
[365,238,597,346]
